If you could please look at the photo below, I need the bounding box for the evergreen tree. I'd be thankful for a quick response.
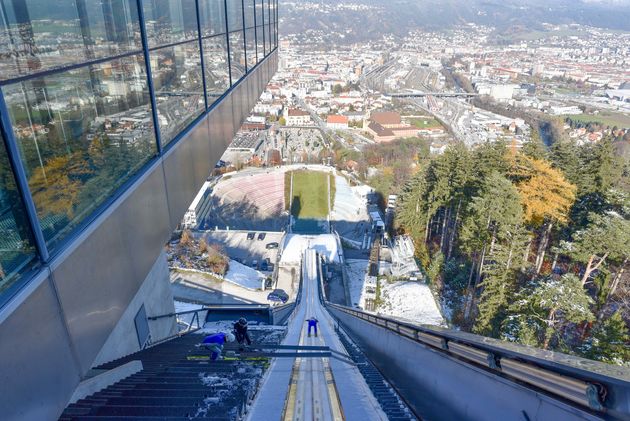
[566,212,630,286]
[549,139,586,192]
[502,273,594,349]
[580,311,630,366]
[460,172,523,321]
[522,130,547,160]
[474,224,530,336]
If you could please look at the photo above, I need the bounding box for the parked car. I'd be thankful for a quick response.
[260,260,269,271]
[247,232,255,240]
[267,289,289,303]
[265,242,279,249]
[252,260,258,268]
[257,232,266,241]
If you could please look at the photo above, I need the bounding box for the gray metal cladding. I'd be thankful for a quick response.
[0,274,81,420]
[50,164,171,373]
[163,134,199,231]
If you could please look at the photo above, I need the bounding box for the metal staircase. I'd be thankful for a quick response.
[59,329,285,421]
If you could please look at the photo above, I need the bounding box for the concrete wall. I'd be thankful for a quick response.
[92,251,175,367]
[0,51,278,421]
[329,307,603,421]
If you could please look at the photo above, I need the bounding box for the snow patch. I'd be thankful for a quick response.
[345,259,370,308]
[379,281,445,326]
[224,260,265,290]
[280,234,340,264]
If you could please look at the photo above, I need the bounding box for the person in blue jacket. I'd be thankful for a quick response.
[202,332,235,360]
[306,317,319,337]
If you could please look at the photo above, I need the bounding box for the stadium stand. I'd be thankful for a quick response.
[197,172,287,231]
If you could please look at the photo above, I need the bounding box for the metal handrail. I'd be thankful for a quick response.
[145,307,209,348]
[323,301,630,415]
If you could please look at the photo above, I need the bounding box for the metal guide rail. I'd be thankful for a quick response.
[325,302,630,420]
[225,344,356,365]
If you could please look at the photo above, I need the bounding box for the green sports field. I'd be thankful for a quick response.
[288,170,334,219]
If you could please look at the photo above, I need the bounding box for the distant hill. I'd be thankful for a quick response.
[281,0,630,41]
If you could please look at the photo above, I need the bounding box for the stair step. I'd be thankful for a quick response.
[65,416,232,421]
[92,405,233,417]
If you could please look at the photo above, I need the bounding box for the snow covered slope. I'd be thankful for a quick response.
[379,281,444,326]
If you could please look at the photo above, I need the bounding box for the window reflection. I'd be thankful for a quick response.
[2,54,157,249]
[273,21,277,49]
[226,0,243,32]
[0,134,37,298]
[255,0,265,26]
[198,0,226,36]
[255,25,265,60]
[244,0,255,29]
[0,0,142,81]
[245,28,256,71]
[202,36,230,106]
[142,0,198,47]
[150,42,205,145]
[228,31,245,84]
[265,24,271,55]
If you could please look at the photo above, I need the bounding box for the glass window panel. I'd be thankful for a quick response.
[264,0,270,29]
[150,41,205,146]
[0,134,38,300]
[274,21,278,49]
[245,28,256,71]
[265,23,271,54]
[255,25,265,60]
[2,54,157,250]
[0,0,142,81]
[226,0,243,32]
[198,0,226,36]
[202,36,230,106]
[255,0,265,26]
[244,0,255,29]
[228,31,245,84]
[142,0,198,47]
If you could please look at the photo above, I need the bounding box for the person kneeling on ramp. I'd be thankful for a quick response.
[201,332,235,360]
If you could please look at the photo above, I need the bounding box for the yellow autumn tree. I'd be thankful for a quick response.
[509,154,576,273]
[28,153,92,219]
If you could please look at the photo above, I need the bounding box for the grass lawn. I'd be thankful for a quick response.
[410,118,443,129]
[564,112,630,129]
[288,170,333,219]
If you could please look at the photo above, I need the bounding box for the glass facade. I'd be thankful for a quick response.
[0,0,278,304]
[228,31,246,83]
[244,0,255,29]
[142,0,199,47]
[255,0,266,58]
[151,42,205,145]
[0,0,142,81]
[0,132,37,296]
[3,54,157,250]
[198,0,226,37]
[226,0,243,32]
[202,36,230,105]
[245,28,256,71]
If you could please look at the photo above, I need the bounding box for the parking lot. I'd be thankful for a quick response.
[201,230,284,270]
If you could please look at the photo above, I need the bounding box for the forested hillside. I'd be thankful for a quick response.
[396,137,630,365]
